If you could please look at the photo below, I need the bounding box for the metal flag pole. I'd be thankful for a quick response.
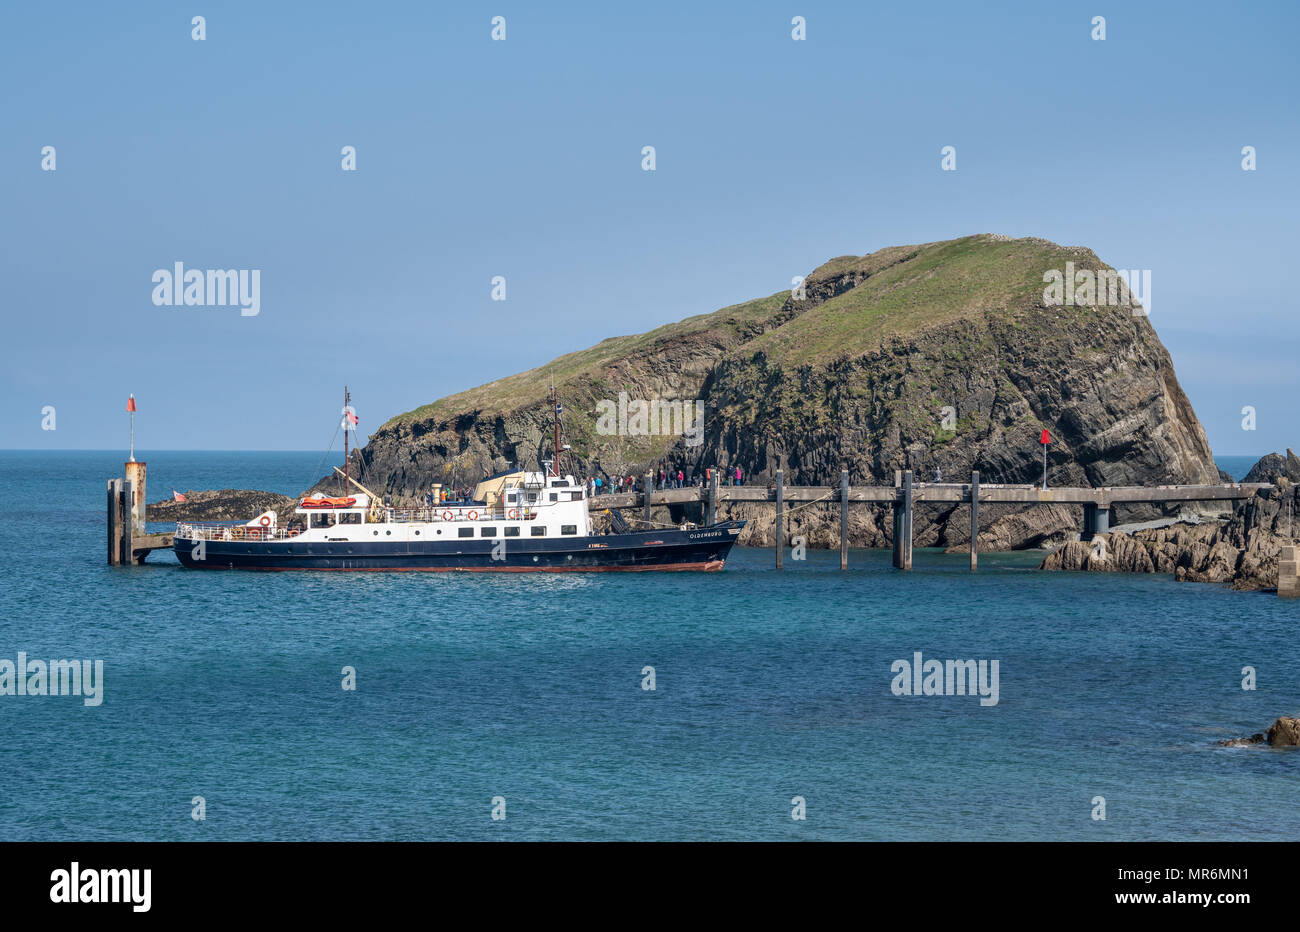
[1040,428,1050,490]
[127,394,137,462]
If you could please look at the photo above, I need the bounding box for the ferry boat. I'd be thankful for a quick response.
[173,389,744,572]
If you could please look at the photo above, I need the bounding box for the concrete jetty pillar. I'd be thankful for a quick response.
[775,468,784,570]
[1082,503,1112,540]
[1280,546,1298,598]
[891,504,900,568]
[840,468,849,570]
[900,470,913,571]
[970,470,980,572]
[643,472,653,528]
[708,469,719,526]
[124,460,147,536]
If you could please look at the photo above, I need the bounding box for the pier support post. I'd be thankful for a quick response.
[107,478,121,565]
[1279,546,1298,598]
[708,469,719,526]
[970,470,979,572]
[840,468,849,570]
[1082,503,1111,540]
[643,472,653,528]
[120,479,134,566]
[125,460,147,536]
[774,469,784,569]
[900,470,913,571]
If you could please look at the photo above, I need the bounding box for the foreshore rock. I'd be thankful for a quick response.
[1217,717,1300,748]
[1039,463,1298,590]
[147,489,301,524]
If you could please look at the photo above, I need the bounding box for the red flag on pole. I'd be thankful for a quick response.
[127,394,137,412]
[1040,429,1050,445]
[172,489,187,503]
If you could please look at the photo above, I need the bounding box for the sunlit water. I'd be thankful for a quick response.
[0,451,1294,841]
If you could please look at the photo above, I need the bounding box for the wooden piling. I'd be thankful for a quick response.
[774,468,784,570]
[970,470,979,572]
[120,480,134,565]
[840,468,849,570]
[107,478,120,565]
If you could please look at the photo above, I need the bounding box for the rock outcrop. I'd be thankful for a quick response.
[1217,717,1300,748]
[1244,448,1300,484]
[1040,459,1298,590]
[147,489,301,525]
[352,235,1220,551]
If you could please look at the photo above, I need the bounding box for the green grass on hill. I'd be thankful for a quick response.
[383,234,1111,428]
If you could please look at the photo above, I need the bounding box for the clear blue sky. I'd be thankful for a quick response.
[3,1,1296,456]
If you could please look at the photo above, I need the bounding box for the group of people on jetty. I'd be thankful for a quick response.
[588,465,744,496]
[420,465,747,507]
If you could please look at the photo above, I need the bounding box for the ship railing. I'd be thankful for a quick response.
[175,522,303,542]
[384,507,539,523]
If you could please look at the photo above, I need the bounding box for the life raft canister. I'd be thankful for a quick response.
[300,496,357,509]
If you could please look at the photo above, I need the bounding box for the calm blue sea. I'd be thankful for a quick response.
[0,450,1294,841]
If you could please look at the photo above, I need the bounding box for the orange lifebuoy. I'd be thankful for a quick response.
[507,509,519,519]
[467,510,478,521]
[259,515,272,527]
[289,529,300,537]
[248,528,262,541]
[442,510,453,521]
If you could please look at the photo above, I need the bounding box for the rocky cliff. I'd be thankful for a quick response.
[354,234,1221,548]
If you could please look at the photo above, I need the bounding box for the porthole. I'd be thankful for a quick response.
[415,531,421,536]
[386,530,392,536]
[373,530,379,536]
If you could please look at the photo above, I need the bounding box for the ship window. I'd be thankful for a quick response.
[506,494,516,503]
[458,528,473,538]
[339,513,361,524]
[549,493,558,502]
[561,525,577,535]
[481,527,496,537]
[311,513,335,528]
[504,526,520,537]
[567,492,582,501]
[531,527,546,537]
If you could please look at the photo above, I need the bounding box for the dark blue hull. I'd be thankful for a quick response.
[174,521,745,572]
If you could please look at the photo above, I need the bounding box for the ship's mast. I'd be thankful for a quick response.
[343,385,350,495]
[549,378,560,477]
